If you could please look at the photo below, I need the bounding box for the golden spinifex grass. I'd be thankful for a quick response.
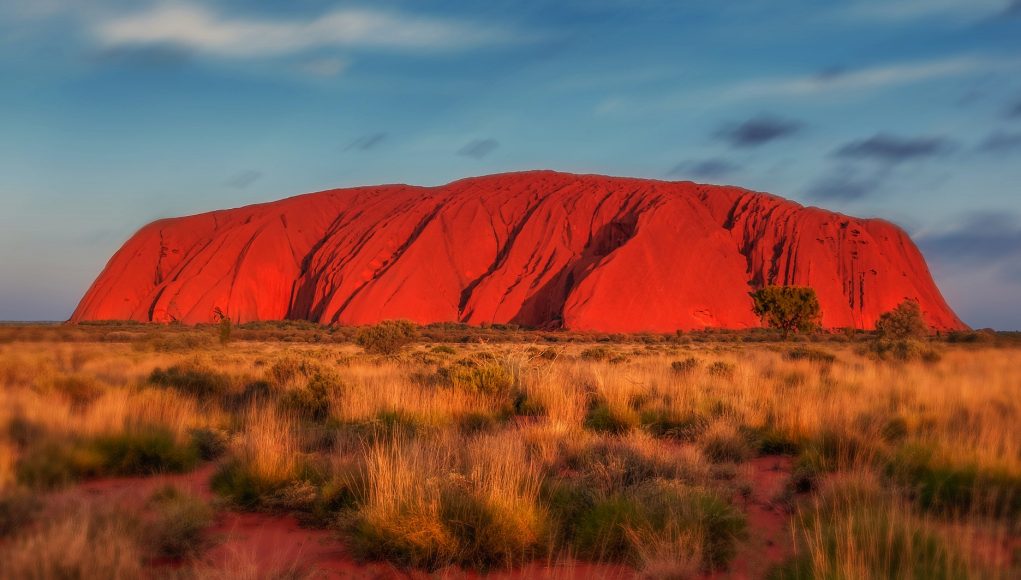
[0,330,1019,578]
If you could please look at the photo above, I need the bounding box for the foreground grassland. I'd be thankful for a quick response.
[0,324,1019,578]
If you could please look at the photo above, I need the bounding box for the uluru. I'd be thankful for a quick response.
[71,170,965,332]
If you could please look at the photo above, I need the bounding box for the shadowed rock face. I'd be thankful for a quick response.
[71,171,966,332]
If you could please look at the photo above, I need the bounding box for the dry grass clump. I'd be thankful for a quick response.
[348,430,548,569]
[0,502,145,580]
[773,471,989,579]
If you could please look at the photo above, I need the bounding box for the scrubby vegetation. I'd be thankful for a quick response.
[0,323,1018,577]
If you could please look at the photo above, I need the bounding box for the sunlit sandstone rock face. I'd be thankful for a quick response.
[72,171,965,332]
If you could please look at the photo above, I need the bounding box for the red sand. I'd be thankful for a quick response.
[71,170,965,332]
[705,456,794,580]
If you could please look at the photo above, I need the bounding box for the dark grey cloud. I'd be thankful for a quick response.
[978,131,1021,153]
[1007,96,1021,119]
[1003,0,1021,17]
[918,212,1021,263]
[833,133,955,164]
[458,138,499,159]
[814,65,850,82]
[225,170,262,189]
[668,158,740,180]
[805,165,886,201]
[346,133,387,151]
[714,114,803,148]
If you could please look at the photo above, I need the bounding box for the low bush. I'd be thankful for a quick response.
[458,411,499,435]
[210,460,288,509]
[584,401,636,435]
[572,481,745,570]
[16,441,104,489]
[640,409,705,441]
[0,488,42,538]
[49,374,105,408]
[146,485,214,558]
[149,363,232,398]
[887,443,1021,518]
[784,347,836,365]
[16,429,192,488]
[580,347,612,362]
[670,357,700,374]
[189,427,230,460]
[355,320,418,355]
[278,372,334,421]
[699,423,752,464]
[706,361,736,379]
[0,505,144,579]
[91,428,200,476]
[866,338,941,363]
[441,360,514,395]
[509,389,546,417]
[772,476,971,579]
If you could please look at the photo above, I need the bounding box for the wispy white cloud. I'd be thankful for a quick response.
[94,2,515,57]
[723,56,1007,100]
[299,56,349,78]
[597,55,1018,113]
[842,0,1009,23]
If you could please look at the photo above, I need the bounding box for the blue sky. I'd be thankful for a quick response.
[1,0,1020,328]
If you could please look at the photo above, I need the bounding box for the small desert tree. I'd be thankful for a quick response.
[875,299,929,340]
[749,286,821,340]
[355,320,419,355]
[870,299,936,361]
[213,307,231,346]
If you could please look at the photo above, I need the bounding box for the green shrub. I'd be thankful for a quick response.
[438,486,548,569]
[146,486,213,558]
[700,426,752,464]
[876,300,929,340]
[572,482,745,570]
[887,444,1021,518]
[210,460,286,509]
[584,401,635,434]
[91,428,200,476]
[16,441,104,489]
[573,495,644,560]
[268,355,335,386]
[563,439,683,495]
[355,320,418,355]
[772,479,970,580]
[149,363,231,398]
[16,429,197,488]
[431,345,457,355]
[867,338,941,362]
